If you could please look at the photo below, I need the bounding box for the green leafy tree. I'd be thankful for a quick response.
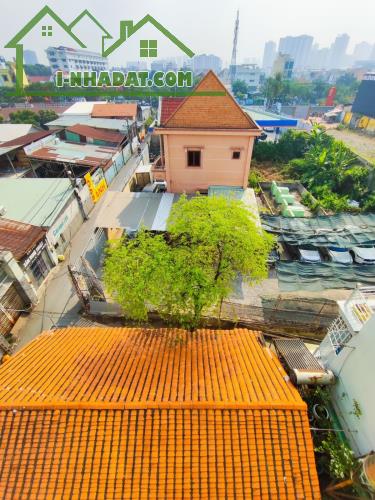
[335,74,360,105]
[232,79,248,97]
[263,73,284,107]
[24,64,51,76]
[9,109,58,128]
[9,110,40,126]
[104,195,274,329]
[0,115,3,123]
[38,109,58,127]
[253,129,311,163]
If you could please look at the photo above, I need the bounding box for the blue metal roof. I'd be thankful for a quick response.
[243,107,298,128]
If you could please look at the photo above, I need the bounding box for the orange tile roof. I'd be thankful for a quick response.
[91,103,138,119]
[163,71,259,130]
[0,328,320,499]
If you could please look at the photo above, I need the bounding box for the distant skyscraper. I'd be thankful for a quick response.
[262,41,277,75]
[328,34,350,69]
[310,44,330,69]
[192,54,222,74]
[278,35,313,69]
[24,50,38,65]
[353,42,373,62]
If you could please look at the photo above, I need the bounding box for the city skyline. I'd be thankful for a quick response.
[0,0,374,67]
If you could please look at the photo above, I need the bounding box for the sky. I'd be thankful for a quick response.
[1,0,374,66]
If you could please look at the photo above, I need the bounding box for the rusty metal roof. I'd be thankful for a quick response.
[0,130,55,148]
[28,140,117,167]
[0,217,46,260]
[66,124,126,144]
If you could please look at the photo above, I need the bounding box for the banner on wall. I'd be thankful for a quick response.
[84,171,108,203]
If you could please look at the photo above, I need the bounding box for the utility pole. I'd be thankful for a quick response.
[230,10,239,83]
[125,118,133,154]
[63,162,88,221]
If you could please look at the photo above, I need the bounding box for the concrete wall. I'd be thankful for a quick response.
[324,315,375,456]
[343,111,375,136]
[163,133,255,193]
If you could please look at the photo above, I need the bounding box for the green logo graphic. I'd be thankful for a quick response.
[4,6,224,97]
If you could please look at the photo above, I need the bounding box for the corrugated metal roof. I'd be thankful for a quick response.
[46,116,133,131]
[0,129,55,148]
[0,124,36,143]
[62,101,107,115]
[0,217,46,260]
[244,107,298,127]
[95,191,175,231]
[66,124,125,144]
[0,178,73,227]
[28,140,117,167]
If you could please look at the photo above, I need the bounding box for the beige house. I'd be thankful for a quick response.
[153,71,261,193]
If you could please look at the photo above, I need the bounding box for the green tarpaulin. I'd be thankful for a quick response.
[262,214,375,248]
[277,261,375,292]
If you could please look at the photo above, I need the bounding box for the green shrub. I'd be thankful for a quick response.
[248,169,263,188]
[317,433,356,480]
[252,141,277,162]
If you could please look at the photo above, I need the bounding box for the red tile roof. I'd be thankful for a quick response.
[0,129,55,148]
[0,217,46,260]
[27,75,50,83]
[66,124,126,144]
[163,71,259,130]
[160,97,185,125]
[0,327,320,499]
[92,103,138,119]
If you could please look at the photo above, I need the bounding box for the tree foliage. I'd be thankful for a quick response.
[232,79,249,97]
[104,195,274,328]
[9,110,40,126]
[24,64,51,76]
[253,129,311,163]
[9,109,58,128]
[284,126,372,211]
[261,73,359,106]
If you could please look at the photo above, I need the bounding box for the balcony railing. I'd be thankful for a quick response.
[316,286,375,362]
[338,286,375,333]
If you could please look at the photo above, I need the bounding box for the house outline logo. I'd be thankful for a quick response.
[4,6,225,98]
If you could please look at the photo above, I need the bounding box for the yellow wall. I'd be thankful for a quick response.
[0,62,28,87]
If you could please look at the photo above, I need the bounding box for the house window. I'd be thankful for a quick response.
[140,40,158,58]
[42,25,53,37]
[187,150,201,167]
[232,151,241,159]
